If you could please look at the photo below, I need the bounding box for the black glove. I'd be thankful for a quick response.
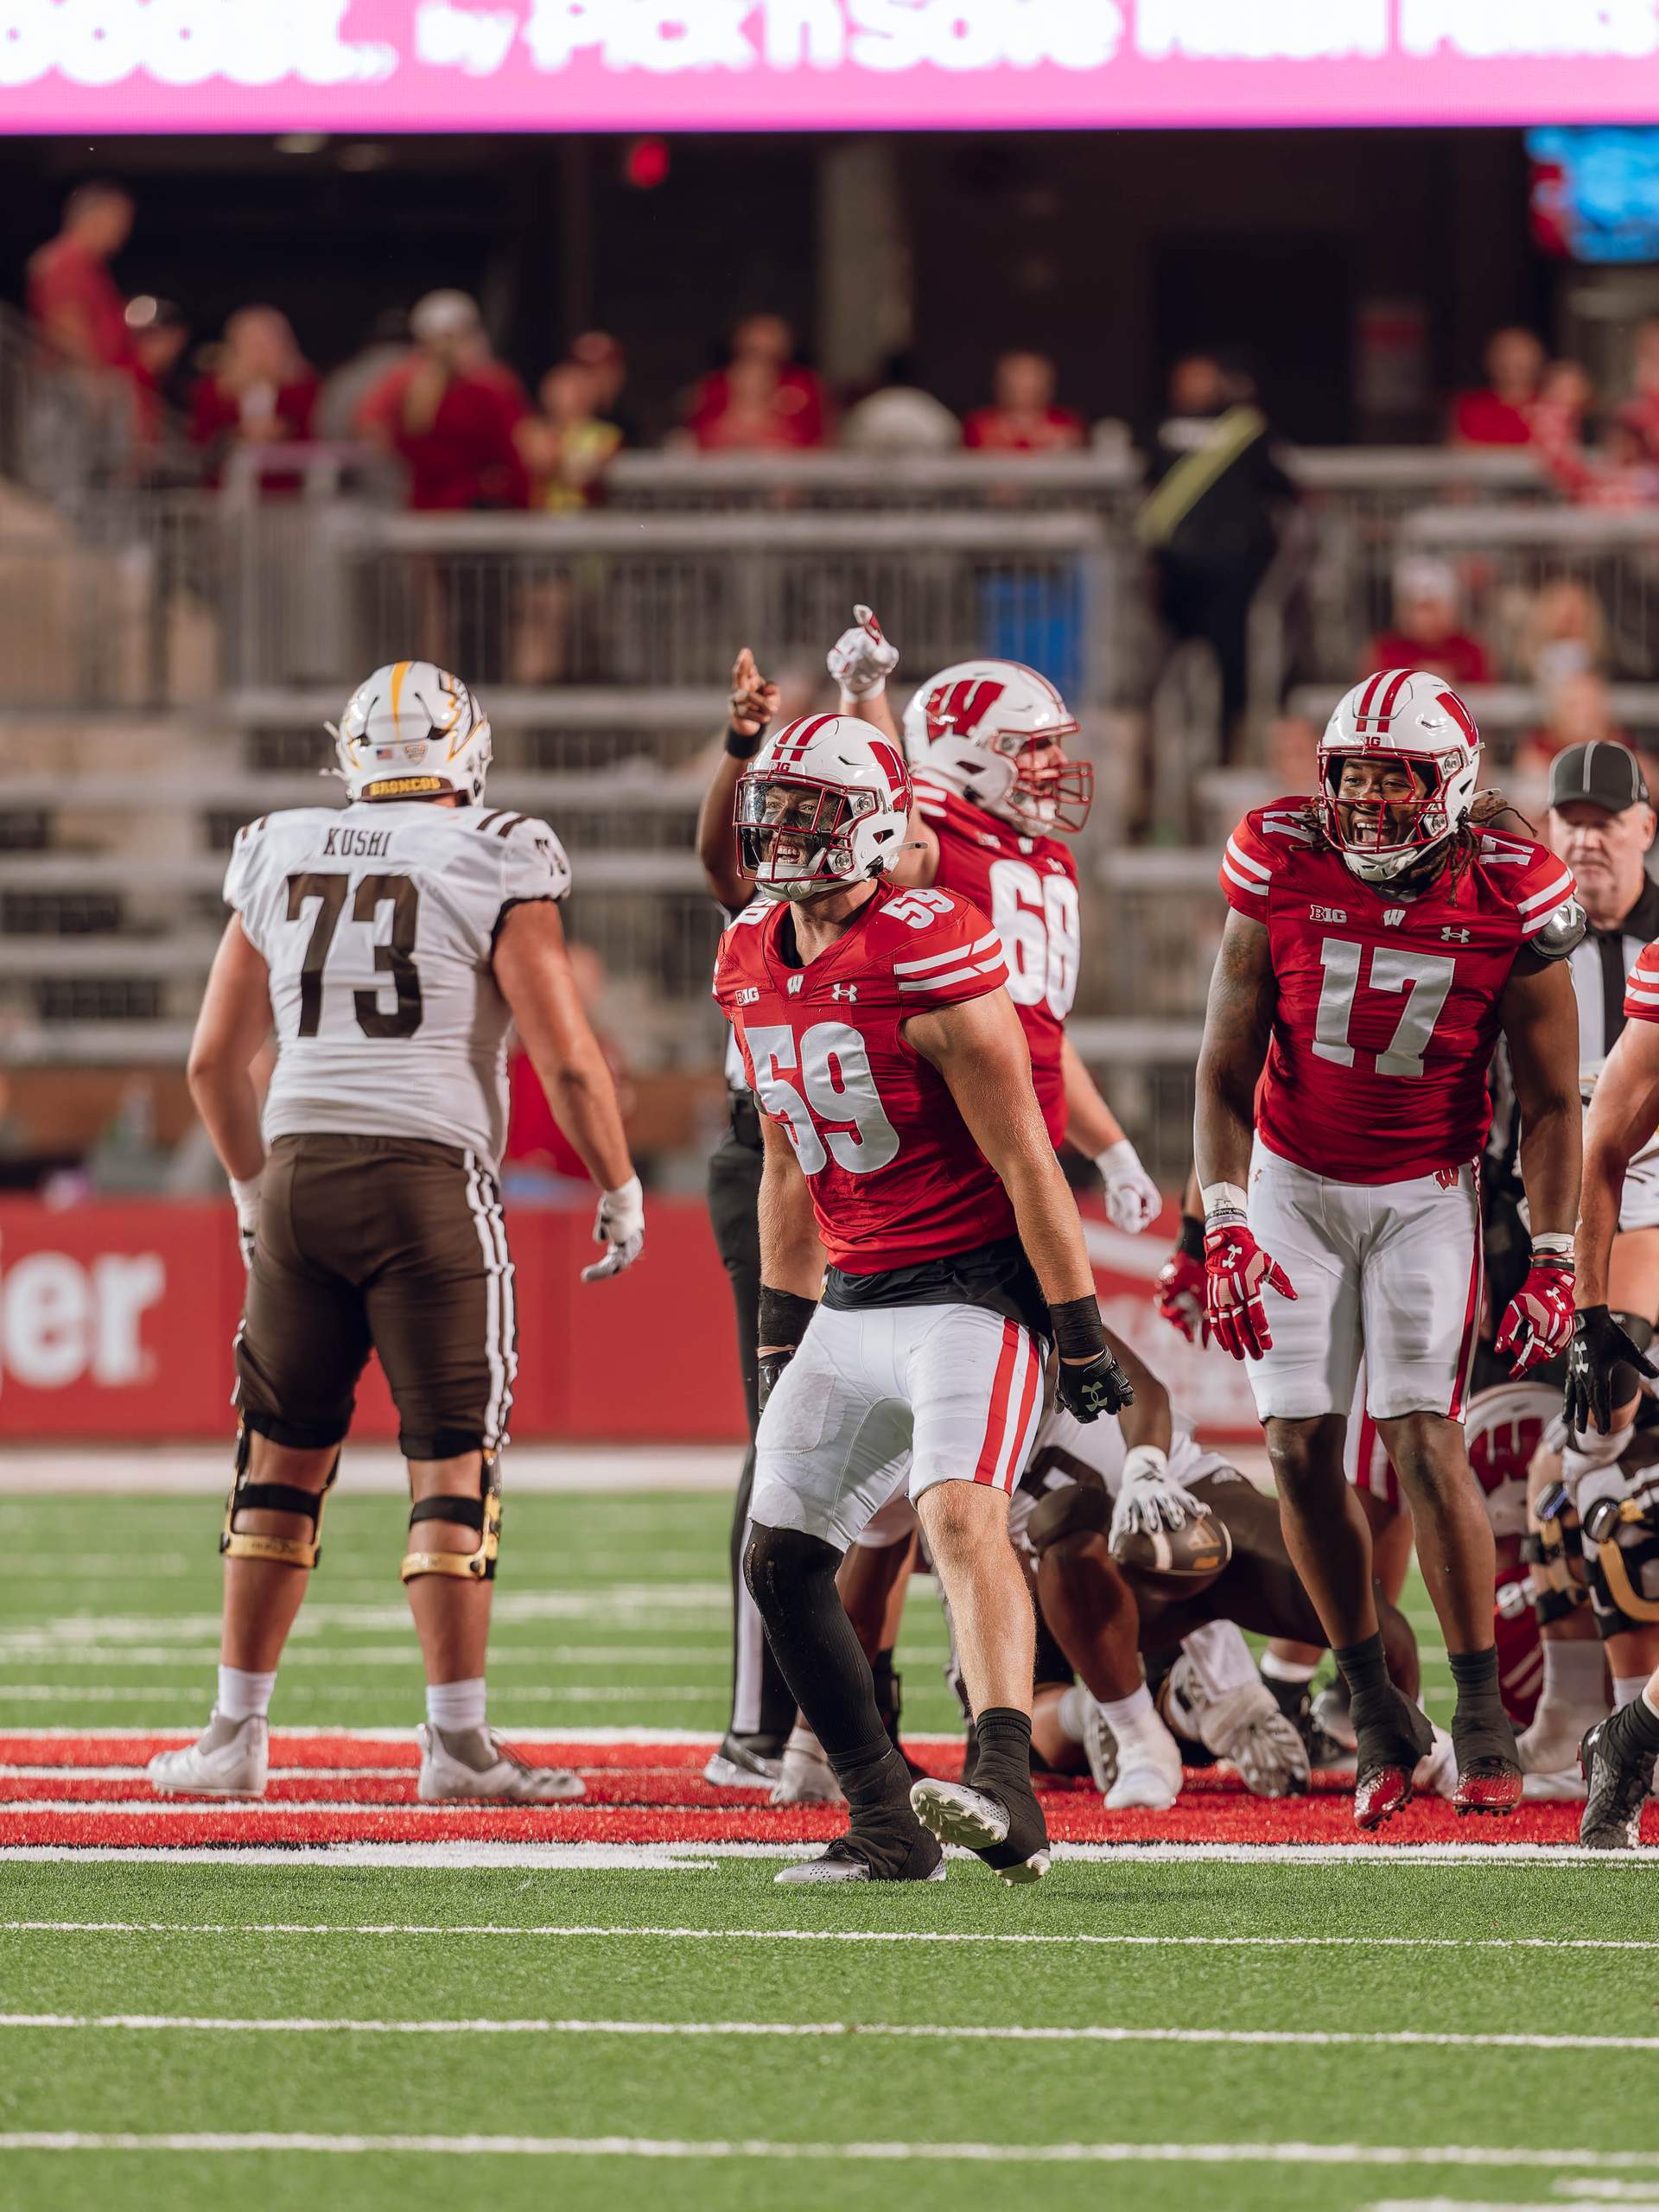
[1563,1304,1659,1438]
[757,1347,794,1415]
[1056,1346,1135,1423]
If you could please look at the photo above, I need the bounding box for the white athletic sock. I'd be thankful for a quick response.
[426,1677,487,1733]
[1259,1652,1318,1686]
[1056,1683,1096,1744]
[1614,1675,1648,1711]
[1540,1637,1610,1707]
[217,1665,276,1722]
[1098,1686,1157,1739]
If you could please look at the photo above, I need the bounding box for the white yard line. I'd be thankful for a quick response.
[0,1840,1650,1866]
[0,1725,889,1745]
[1,2134,1656,2168]
[1,2013,1655,2052]
[0,1685,717,1705]
[11,1923,1659,1950]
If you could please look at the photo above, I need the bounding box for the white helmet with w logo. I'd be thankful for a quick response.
[735,714,912,904]
[330,660,493,804]
[1320,668,1482,882]
[901,658,1092,834]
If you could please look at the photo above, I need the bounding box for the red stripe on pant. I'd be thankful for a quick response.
[1001,1332,1042,1492]
[973,1320,1020,1484]
[1447,1167,1484,1421]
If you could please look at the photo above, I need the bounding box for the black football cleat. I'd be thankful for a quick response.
[1351,1688,1434,1832]
[1580,1718,1656,1851]
[702,1733,784,1790]
[774,1821,944,1885]
[909,1776,1050,1885]
[1451,1704,1523,1819]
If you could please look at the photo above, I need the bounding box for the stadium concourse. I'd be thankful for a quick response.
[4,1463,1659,2212]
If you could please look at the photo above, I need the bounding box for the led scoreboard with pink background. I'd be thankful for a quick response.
[1,0,1657,131]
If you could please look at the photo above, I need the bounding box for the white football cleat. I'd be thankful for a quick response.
[1104,1719,1184,1812]
[770,1724,845,1807]
[1412,1723,1458,1800]
[417,1725,585,1803]
[702,1735,783,1790]
[147,1708,269,1799]
[1522,1764,1589,1802]
[1518,1697,1608,1778]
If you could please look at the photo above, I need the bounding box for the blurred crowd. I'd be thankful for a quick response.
[1451,323,1659,505]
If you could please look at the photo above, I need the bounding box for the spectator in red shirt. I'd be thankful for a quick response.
[1450,327,1545,446]
[357,289,530,510]
[1621,317,1659,464]
[1367,556,1493,690]
[188,308,319,486]
[963,351,1084,454]
[27,181,137,377]
[683,315,828,453]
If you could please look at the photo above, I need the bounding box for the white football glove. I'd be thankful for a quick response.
[1096,1139,1160,1235]
[1109,1445,1198,1547]
[582,1174,645,1282]
[826,604,899,700]
[229,1168,264,1272]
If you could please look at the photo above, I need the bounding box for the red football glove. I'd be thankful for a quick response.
[1154,1249,1209,1347]
[1204,1217,1298,1362]
[1494,1256,1575,1376]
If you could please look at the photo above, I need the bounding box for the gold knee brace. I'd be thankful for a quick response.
[1586,1495,1659,1626]
[219,1423,340,1570]
[1522,1479,1589,1624]
[400,1450,502,1584]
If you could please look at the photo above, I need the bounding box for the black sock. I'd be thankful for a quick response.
[1262,1672,1311,1723]
[1334,1633,1390,1707]
[1449,1647,1503,1709]
[1611,1692,1659,1760]
[743,1523,913,1821]
[970,1707,1033,1797]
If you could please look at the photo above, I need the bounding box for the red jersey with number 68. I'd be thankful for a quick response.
[916,771,1079,1146]
[714,880,1017,1271]
[1221,799,1575,1185]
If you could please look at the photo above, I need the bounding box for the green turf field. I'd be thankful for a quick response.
[3,1486,1658,2212]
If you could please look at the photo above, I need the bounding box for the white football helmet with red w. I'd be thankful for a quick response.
[735,713,912,904]
[902,659,1093,835]
[1320,669,1482,883]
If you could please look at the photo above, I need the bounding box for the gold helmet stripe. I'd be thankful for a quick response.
[388,658,412,734]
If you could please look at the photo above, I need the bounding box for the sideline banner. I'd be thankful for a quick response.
[0,3,1656,134]
[0,1196,1263,1445]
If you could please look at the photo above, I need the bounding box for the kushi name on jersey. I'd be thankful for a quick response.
[320,824,393,860]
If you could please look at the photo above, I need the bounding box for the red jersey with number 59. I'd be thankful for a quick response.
[1221,799,1575,1184]
[714,880,1017,1270]
[916,771,1079,1147]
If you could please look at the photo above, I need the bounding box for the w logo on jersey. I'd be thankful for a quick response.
[925,677,1006,744]
[1382,908,1406,926]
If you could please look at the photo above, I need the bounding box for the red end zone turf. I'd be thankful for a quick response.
[0,1733,1634,1848]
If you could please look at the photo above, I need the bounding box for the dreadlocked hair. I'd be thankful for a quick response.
[1294,785,1534,884]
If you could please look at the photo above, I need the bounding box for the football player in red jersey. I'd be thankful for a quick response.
[716,713,1135,1885]
[1194,671,1585,1826]
[1561,935,1659,1844]
[825,611,1162,1231]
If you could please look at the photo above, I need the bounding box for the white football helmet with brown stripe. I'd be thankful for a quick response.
[735,714,912,904]
[330,660,493,805]
[901,658,1092,835]
[1320,669,1481,883]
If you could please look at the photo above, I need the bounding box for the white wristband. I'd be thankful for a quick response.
[1531,1232,1574,1262]
[229,1168,264,1212]
[1122,1446,1169,1484]
[1199,1180,1248,1221]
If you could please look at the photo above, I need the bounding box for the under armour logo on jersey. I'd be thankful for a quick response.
[1382,908,1406,926]
[786,976,804,995]
[831,983,858,1002]
[1441,926,1471,943]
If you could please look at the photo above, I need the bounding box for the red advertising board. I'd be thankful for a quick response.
[0,1198,1262,1446]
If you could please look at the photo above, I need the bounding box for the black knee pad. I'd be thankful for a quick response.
[743,1522,840,1615]
[1026,1479,1111,1557]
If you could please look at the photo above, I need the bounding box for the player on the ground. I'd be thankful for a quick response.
[1560,933,1659,1845]
[716,712,1133,1885]
[149,661,643,1805]
[1194,671,1584,1826]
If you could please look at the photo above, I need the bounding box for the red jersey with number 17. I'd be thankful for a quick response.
[1221,799,1575,1185]
[916,771,1079,1147]
[713,880,1017,1271]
